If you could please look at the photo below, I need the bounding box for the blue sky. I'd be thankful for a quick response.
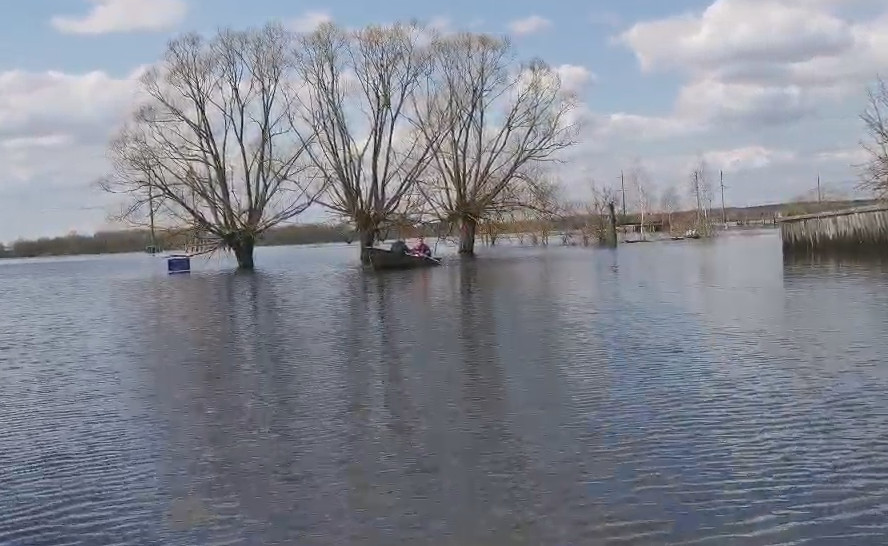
[0,0,886,240]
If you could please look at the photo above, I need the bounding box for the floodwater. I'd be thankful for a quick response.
[1,230,888,545]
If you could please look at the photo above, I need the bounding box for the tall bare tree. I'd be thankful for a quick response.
[101,24,322,269]
[689,158,714,236]
[415,33,577,255]
[861,76,888,197]
[626,161,652,240]
[660,185,680,234]
[291,22,439,264]
[517,177,563,246]
[584,183,619,246]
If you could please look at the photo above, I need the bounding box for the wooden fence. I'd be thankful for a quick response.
[778,203,888,254]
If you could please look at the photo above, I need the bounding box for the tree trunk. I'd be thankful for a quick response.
[459,216,477,256]
[605,202,618,248]
[358,229,375,265]
[228,234,256,270]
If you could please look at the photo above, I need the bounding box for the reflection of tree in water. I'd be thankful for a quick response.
[142,274,279,539]
[333,274,439,542]
[445,260,541,542]
[139,256,633,542]
[470,254,620,540]
[142,271,364,543]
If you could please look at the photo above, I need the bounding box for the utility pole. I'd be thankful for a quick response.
[148,184,156,252]
[720,170,727,227]
[620,170,627,217]
[817,174,822,203]
[693,170,702,226]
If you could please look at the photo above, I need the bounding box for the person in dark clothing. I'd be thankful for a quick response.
[390,240,409,254]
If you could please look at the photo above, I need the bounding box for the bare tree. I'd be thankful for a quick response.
[660,185,680,234]
[415,33,578,255]
[520,177,563,246]
[860,76,888,197]
[100,24,321,269]
[291,22,439,264]
[689,158,714,236]
[626,162,652,240]
[580,183,619,246]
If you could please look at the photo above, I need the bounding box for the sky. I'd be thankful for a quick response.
[0,0,886,241]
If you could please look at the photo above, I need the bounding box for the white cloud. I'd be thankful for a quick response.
[673,79,827,126]
[703,145,796,173]
[0,67,143,206]
[814,148,870,164]
[0,134,72,151]
[620,1,855,73]
[508,15,552,36]
[555,64,596,94]
[0,67,146,238]
[616,0,888,127]
[50,0,187,34]
[287,10,333,33]
[591,112,704,142]
[0,69,144,141]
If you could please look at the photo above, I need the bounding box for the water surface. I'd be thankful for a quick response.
[2,231,887,545]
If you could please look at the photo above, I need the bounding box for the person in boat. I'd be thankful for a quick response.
[390,240,409,254]
[412,236,431,257]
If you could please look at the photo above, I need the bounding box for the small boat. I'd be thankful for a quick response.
[367,247,441,271]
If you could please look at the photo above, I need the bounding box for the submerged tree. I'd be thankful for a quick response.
[660,185,680,234]
[689,158,714,237]
[626,161,653,240]
[101,25,323,269]
[415,33,577,255]
[860,77,888,197]
[583,183,619,246]
[508,176,563,246]
[291,22,440,264]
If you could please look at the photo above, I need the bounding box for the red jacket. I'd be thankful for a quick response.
[414,242,431,256]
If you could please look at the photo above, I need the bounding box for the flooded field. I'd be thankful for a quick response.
[2,230,887,545]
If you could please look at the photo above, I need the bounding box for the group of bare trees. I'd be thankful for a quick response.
[572,159,715,244]
[861,77,888,198]
[101,22,577,269]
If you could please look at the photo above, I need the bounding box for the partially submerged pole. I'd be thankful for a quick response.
[620,171,626,218]
[693,171,702,226]
[148,184,156,251]
[605,201,618,248]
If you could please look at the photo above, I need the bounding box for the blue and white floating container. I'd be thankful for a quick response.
[167,254,191,274]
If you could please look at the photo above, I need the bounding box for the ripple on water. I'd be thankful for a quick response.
[1,239,888,544]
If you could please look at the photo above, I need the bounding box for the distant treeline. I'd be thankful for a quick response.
[0,223,357,258]
[0,199,876,259]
